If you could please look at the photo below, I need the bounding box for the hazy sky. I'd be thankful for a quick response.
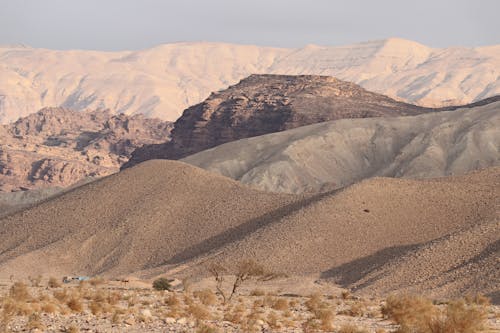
[0,0,498,51]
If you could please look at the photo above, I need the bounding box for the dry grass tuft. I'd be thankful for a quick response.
[272,298,290,311]
[187,303,211,320]
[48,276,61,288]
[9,282,31,301]
[193,289,218,306]
[383,294,488,333]
[338,323,369,333]
[250,289,266,296]
[67,297,84,313]
[26,312,45,330]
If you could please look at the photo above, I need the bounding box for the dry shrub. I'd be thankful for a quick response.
[9,282,31,301]
[53,289,70,303]
[89,277,105,286]
[272,298,289,311]
[67,297,84,312]
[266,311,280,329]
[341,290,352,300]
[187,303,211,320]
[224,304,246,324]
[64,325,80,333]
[107,291,122,305]
[317,308,335,331]
[194,289,218,306]
[428,299,487,333]
[338,323,369,333]
[41,302,58,314]
[0,298,16,333]
[165,293,180,307]
[340,301,366,317]
[26,312,45,330]
[383,294,488,333]
[464,294,490,306]
[48,277,61,288]
[382,294,437,332]
[250,289,266,296]
[196,323,220,333]
[29,275,42,288]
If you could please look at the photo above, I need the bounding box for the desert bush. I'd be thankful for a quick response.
[41,302,58,314]
[208,259,266,303]
[427,299,487,333]
[153,277,173,291]
[272,298,290,311]
[250,289,266,296]
[340,301,366,317]
[28,275,43,287]
[26,312,45,330]
[194,289,218,306]
[341,290,352,300]
[53,288,70,303]
[9,282,31,301]
[67,297,84,312]
[187,303,211,320]
[89,277,105,286]
[196,323,220,333]
[317,308,335,331]
[266,310,281,329]
[0,298,16,333]
[382,294,437,332]
[383,294,488,333]
[338,323,369,333]
[48,276,61,288]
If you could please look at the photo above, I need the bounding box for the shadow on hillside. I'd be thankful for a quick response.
[319,243,421,290]
[163,188,341,266]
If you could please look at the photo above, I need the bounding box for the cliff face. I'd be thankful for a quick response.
[0,107,172,191]
[124,74,435,167]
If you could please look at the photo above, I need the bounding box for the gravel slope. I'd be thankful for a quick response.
[0,160,497,299]
[183,101,500,193]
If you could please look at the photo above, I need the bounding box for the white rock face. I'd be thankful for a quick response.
[0,38,499,123]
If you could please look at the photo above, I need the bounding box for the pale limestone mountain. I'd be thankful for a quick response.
[1,38,499,123]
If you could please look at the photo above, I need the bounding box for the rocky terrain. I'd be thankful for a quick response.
[0,160,498,302]
[124,74,451,167]
[1,38,499,124]
[183,101,500,193]
[0,107,172,191]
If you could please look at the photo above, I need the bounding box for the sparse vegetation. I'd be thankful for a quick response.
[0,278,495,332]
[152,277,173,291]
[383,294,489,333]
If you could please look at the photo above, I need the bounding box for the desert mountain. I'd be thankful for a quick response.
[124,74,445,166]
[0,107,172,191]
[183,101,500,193]
[1,38,499,123]
[0,160,497,300]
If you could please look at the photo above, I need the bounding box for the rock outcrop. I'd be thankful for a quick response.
[0,107,172,191]
[124,74,459,167]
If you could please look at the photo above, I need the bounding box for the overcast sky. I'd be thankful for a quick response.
[0,0,498,51]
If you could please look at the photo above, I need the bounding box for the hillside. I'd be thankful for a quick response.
[0,107,172,191]
[124,74,438,166]
[183,101,500,193]
[1,38,499,123]
[0,160,497,300]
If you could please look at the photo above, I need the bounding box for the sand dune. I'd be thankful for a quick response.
[1,38,499,123]
[183,101,500,193]
[0,160,497,299]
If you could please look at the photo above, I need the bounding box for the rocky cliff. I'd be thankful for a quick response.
[0,107,172,191]
[124,74,443,167]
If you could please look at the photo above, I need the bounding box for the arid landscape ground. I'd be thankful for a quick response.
[0,14,499,332]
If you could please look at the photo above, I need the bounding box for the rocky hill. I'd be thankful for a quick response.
[182,101,500,193]
[0,160,497,300]
[124,74,443,167]
[1,38,499,124]
[0,107,172,191]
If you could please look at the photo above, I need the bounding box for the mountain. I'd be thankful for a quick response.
[0,107,172,191]
[0,160,497,300]
[182,101,500,193]
[1,38,499,123]
[124,74,444,167]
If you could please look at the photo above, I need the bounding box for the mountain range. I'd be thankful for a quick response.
[1,38,499,124]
